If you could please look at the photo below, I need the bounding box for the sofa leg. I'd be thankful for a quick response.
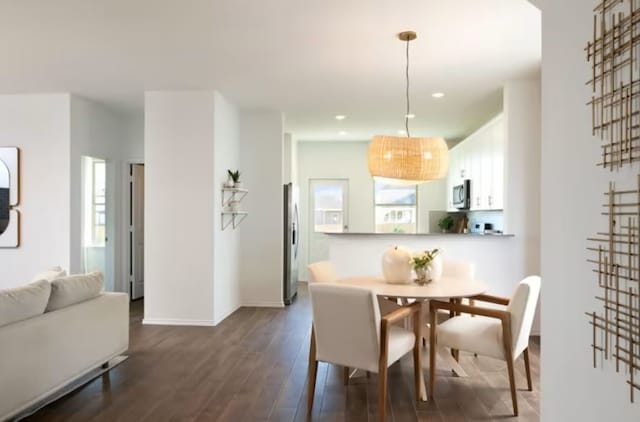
[101,362,109,369]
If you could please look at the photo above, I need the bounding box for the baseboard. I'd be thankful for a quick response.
[241,301,285,308]
[213,304,241,326]
[142,318,215,327]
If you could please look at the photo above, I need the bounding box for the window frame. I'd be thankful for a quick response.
[373,181,419,234]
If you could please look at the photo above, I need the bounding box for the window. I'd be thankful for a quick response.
[312,182,346,233]
[374,181,417,233]
[91,160,106,246]
[82,157,107,248]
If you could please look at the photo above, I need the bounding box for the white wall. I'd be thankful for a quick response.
[0,94,71,288]
[539,1,640,420]
[144,91,216,325]
[417,179,447,233]
[297,141,374,280]
[239,110,284,307]
[122,113,144,161]
[70,96,129,292]
[212,92,241,324]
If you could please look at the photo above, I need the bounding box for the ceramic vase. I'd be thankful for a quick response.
[430,254,443,281]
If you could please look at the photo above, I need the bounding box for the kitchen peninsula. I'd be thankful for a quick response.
[327,232,517,297]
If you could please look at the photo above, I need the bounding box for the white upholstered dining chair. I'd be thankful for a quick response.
[308,283,422,422]
[307,261,339,283]
[428,275,541,416]
[421,260,477,344]
[307,261,400,316]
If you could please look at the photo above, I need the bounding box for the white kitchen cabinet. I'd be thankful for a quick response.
[447,113,504,211]
[446,145,460,211]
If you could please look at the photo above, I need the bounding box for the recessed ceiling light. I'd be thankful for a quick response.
[335,115,346,120]
[405,113,415,119]
[398,129,407,135]
[432,92,445,98]
[339,130,348,136]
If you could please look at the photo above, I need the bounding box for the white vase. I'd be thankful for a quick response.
[382,246,413,284]
[430,254,443,281]
[234,181,243,188]
[224,179,235,188]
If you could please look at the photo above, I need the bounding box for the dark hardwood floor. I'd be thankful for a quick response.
[26,285,540,421]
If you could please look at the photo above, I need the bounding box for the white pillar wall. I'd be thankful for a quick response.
[144,92,283,325]
[144,91,217,325]
[238,110,285,307]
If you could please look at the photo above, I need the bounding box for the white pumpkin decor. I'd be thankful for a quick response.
[382,246,413,284]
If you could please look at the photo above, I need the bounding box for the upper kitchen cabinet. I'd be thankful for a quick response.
[447,114,504,211]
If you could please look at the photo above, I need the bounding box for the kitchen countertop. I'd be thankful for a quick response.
[323,232,515,237]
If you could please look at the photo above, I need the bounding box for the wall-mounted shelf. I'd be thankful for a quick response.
[221,187,248,230]
[221,211,248,230]
[222,187,248,208]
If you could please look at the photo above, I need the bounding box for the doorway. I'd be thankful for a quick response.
[80,156,115,291]
[129,163,145,300]
[308,179,349,266]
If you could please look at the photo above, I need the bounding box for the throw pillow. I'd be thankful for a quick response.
[46,272,104,312]
[31,266,67,283]
[0,280,51,327]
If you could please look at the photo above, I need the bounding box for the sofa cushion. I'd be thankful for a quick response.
[0,280,51,327]
[46,272,104,312]
[31,266,67,283]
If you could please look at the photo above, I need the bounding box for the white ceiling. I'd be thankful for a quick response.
[0,0,540,143]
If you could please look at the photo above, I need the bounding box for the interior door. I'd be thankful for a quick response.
[130,164,145,300]
[308,179,348,266]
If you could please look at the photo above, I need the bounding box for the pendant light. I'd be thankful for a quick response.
[368,31,449,185]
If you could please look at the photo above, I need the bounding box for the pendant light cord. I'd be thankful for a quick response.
[405,38,411,137]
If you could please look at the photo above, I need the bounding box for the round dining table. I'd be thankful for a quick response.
[336,275,488,300]
[335,275,488,401]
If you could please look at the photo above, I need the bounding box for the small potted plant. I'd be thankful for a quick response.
[438,215,454,233]
[227,170,242,188]
[411,248,440,285]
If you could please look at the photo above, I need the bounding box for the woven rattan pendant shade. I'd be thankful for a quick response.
[368,135,449,184]
[368,30,449,185]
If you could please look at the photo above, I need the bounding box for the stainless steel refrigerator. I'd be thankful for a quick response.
[283,183,299,305]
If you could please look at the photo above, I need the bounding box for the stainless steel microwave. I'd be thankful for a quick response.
[453,180,471,209]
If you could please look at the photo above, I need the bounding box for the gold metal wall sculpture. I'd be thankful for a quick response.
[587,0,640,403]
[587,178,640,402]
[587,0,640,170]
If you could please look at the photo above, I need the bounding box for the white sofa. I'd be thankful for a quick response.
[0,274,129,421]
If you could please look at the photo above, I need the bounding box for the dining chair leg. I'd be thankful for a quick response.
[378,364,388,422]
[379,320,390,422]
[308,326,318,414]
[506,357,518,416]
[343,366,350,386]
[429,309,437,401]
[413,303,422,401]
[523,347,533,391]
[501,318,518,416]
